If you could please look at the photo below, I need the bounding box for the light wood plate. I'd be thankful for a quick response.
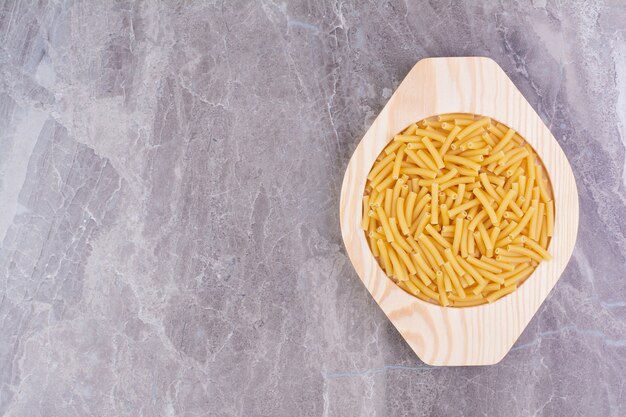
[339,57,579,366]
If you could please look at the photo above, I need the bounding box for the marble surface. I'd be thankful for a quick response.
[1,1,625,416]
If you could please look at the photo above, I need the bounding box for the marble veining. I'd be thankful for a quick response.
[0,1,625,416]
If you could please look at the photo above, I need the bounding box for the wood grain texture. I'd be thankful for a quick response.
[339,57,579,366]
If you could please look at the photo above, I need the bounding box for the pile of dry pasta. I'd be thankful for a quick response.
[362,114,554,307]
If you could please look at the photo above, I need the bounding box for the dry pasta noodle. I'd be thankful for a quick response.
[362,113,554,307]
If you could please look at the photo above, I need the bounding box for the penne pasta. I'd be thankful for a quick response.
[431,183,439,225]
[364,115,553,306]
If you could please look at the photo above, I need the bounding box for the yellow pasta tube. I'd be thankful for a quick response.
[442,273,453,293]
[481,283,501,293]
[417,239,439,270]
[444,262,466,298]
[376,239,392,275]
[384,188,393,217]
[413,128,447,142]
[472,188,499,226]
[452,217,464,254]
[384,140,404,155]
[546,200,554,237]
[447,198,480,218]
[422,136,445,169]
[370,158,394,187]
[391,145,406,180]
[405,234,421,253]
[482,150,505,166]
[460,220,469,258]
[480,255,514,272]
[375,174,395,192]
[430,183,439,225]
[466,255,501,274]
[410,276,438,300]
[416,150,441,172]
[487,124,504,139]
[473,231,488,257]
[523,239,552,260]
[424,120,442,128]
[417,233,445,266]
[467,228,475,256]
[400,184,409,199]
[405,191,417,227]
[368,152,397,180]
[453,183,466,208]
[368,187,379,207]
[444,162,479,177]
[405,142,427,151]
[451,299,488,307]
[376,207,394,243]
[495,188,517,223]
[443,154,482,171]
[477,222,494,253]
[412,193,431,219]
[496,255,532,264]
[450,291,482,302]
[396,197,410,235]
[478,172,499,201]
[440,125,461,156]
[444,248,465,277]
[457,117,490,139]
[492,128,515,153]
[368,219,380,257]
[388,247,407,281]
[467,210,487,231]
[394,134,420,143]
[461,146,491,157]
[440,204,450,226]
[391,178,404,217]
[485,284,516,303]
[368,230,386,241]
[528,199,540,240]
[488,227,501,257]
[499,146,527,167]
[413,211,431,239]
[503,266,534,287]
[452,119,473,127]
[440,176,476,191]
[535,202,545,240]
[361,196,371,231]
[434,273,449,306]
[425,224,452,248]
[456,256,488,288]
[418,168,458,186]
[438,113,472,121]
[522,173,535,211]
[536,165,551,203]
[539,220,549,249]
[391,242,417,275]
[473,266,505,285]
[403,123,418,135]
[389,218,412,253]
[404,148,428,169]
[517,174,527,197]
[411,251,435,283]
[507,245,543,263]
[401,166,438,178]
[370,190,384,209]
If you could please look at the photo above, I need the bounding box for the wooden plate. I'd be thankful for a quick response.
[339,57,579,366]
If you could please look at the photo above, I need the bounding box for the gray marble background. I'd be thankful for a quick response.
[1,1,625,416]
